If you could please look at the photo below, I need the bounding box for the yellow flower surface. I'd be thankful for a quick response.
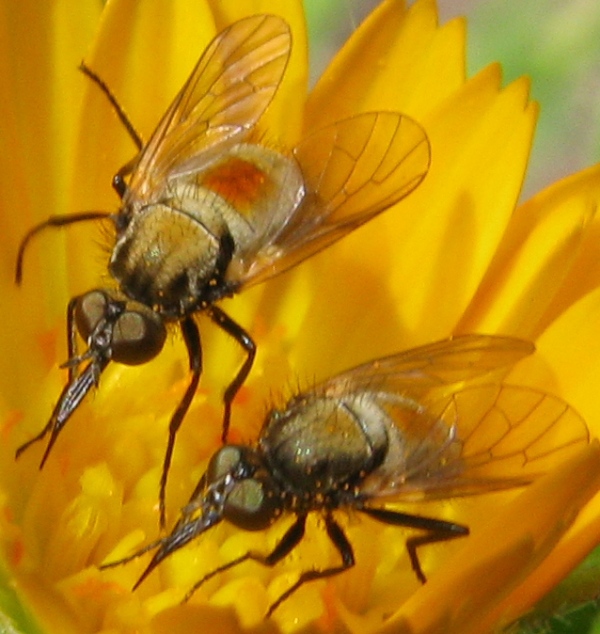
[1,1,600,633]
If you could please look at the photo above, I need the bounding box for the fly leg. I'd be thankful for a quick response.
[15,213,111,284]
[78,63,144,200]
[405,530,468,584]
[361,507,469,583]
[266,513,355,616]
[159,316,202,528]
[179,513,355,615]
[181,514,307,605]
[207,305,256,442]
[79,62,143,152]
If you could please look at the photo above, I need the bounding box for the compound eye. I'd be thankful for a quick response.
[74,290,110,341]
[224,476,280,531]
[111,306,166,365]
[206,446,244,484]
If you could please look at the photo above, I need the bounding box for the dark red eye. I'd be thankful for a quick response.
[206,446,245,483]
[74,290,110,341]
[111,307,166,365]
[74,290,166,365]
[224,475,280,531]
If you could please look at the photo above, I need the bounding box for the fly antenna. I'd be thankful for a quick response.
[79,62,144,151]
[15,211,112,284]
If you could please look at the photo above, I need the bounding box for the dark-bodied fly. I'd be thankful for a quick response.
[14,15,431,526]
[101,334,589,615]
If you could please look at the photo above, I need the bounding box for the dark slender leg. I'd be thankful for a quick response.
[360,506,469,583]
[15,212,111,284]
[79,63,142,200]
[207,305,256,442]
[159,316,202,528]
[112,168,134,199]
[267,513,355,616]
[182,514,307,603]
[405,530,468,584]
[79,62,144,151]
[180,512,354,615]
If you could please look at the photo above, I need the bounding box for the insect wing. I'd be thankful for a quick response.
[230,110,431,287]
[295,334,587,500]
[310,334,535,401]
[127,15,291,199]
[360,384,589,501]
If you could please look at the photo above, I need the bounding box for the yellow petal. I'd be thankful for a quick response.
[285,69,537,381]
[395,72,537,339]
[511,285,600,439]
[0,0,100,412]
[486,488,600,631]
[457,162,600,339]
[381,442,600,634]
[306,0,465,126]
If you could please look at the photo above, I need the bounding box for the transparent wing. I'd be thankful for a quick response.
[230,110,431,287]
[295,335,587,500]
[127,15,291,199]
[360,383,590,501]
[307,334,535,400]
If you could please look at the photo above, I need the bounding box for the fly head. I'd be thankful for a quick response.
[74,289,167,366]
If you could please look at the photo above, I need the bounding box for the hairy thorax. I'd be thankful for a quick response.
[260,393,392,511]
[110,186,237,318]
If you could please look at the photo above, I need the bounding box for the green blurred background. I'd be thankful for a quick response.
[305,0,600,200]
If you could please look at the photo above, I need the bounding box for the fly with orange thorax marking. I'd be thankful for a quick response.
[15,14,431,528]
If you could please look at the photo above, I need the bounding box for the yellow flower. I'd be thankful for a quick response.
[1,1,600,634]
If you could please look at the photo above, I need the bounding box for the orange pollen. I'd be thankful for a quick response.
[37,327,59,370]
[233,384,252,406]
[72,576,121,598]
[10,538,24,566]
[2,410,23,441]
[202,157,269,211]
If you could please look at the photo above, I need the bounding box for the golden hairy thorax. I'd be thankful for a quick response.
[111,143,304,315]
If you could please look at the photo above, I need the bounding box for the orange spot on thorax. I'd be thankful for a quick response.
[202,157,269,212]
